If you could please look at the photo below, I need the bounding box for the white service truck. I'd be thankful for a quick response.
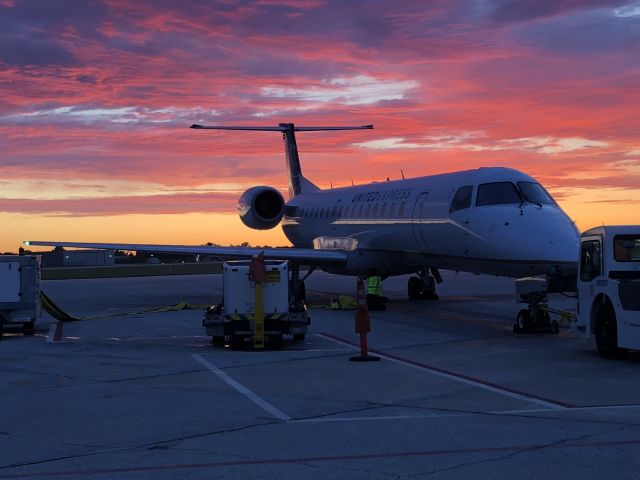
[577,226,640,358]
[203,260,310,349]
[0,255,41,340]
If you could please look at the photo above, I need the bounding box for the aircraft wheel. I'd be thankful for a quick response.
[595,302,626,359]
[211,335,224,346]
[408,277,421,300]
[269,334,283,350]
[421,275,439,300]
[515,309,533,333]
[293,333,306,342]
[535,310,550,326]
[230,335,245,350]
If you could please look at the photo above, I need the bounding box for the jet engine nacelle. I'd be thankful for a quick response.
[237,186,285,230]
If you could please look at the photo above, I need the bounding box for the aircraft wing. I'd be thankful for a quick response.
[23,241,348,266]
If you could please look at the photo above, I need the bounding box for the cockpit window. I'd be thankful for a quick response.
[476,182,521,206]
[449,186,473,213]
[517,182,555,205]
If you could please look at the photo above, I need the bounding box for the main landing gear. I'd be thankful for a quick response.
[289,263,311,305]
[408,268,442,300]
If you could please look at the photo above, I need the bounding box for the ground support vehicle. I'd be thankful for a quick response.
[203,306,310,349]
[577,226,640,358]
[0,255,41,340]
[512,274,578,334]
[202,259,310,349]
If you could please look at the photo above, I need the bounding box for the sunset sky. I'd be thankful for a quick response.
[1,0,639,252]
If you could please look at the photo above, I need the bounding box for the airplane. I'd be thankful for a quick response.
[25,122,580,303]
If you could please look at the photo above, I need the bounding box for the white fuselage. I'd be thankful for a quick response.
[281,167,580,277]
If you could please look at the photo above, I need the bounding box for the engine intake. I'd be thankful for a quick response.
[238,186,285,230]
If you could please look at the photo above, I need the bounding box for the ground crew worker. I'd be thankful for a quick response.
[367,275,387,311]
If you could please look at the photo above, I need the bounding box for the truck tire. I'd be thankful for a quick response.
[595,302,627,359]
[269,334,283,349]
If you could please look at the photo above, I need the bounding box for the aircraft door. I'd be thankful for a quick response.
[412,192,430,252]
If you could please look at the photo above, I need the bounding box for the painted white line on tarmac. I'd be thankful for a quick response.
[316,333,568,411]
[494,404,640,415]
[192,353,292,421]
[293,413,446,423]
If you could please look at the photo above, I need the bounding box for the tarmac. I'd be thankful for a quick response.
[1,270,640,479]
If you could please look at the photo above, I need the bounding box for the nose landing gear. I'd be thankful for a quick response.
[408,268,441,300]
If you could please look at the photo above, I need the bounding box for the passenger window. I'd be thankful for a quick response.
[398,202,405,217]
[358,204,364,217]
[449,186,473,213]
[372,204,378,217]
[476,182,521,206]
[365,204,371,218]
[580,240,602,282]
[390,203,396,217]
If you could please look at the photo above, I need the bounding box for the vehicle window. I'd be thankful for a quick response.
[381,203,387,217]
[365,204,371,218]
[389,203,396,217]
[580,240,602,282]
[449,186,473,213]
[614,235,640,262]
[372,204,378,217]
[398,202,405,217]
[358,204,364,217]
[476,182,521,206]
[517,182,555,204]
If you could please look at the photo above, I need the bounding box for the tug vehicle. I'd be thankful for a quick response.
[577,226,640,358]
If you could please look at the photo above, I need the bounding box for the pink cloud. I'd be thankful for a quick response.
[0,1,638,245]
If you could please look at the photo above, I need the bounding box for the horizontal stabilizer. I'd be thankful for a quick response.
[190,124,373,132]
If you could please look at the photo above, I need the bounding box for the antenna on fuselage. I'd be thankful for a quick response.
[351,178,354,186]
[400,169,405,180]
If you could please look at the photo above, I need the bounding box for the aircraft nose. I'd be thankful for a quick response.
[518,207,580,264]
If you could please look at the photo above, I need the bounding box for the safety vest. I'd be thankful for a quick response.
[367,276,383,296]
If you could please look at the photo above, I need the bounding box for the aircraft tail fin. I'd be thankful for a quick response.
[191,123,373,198]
